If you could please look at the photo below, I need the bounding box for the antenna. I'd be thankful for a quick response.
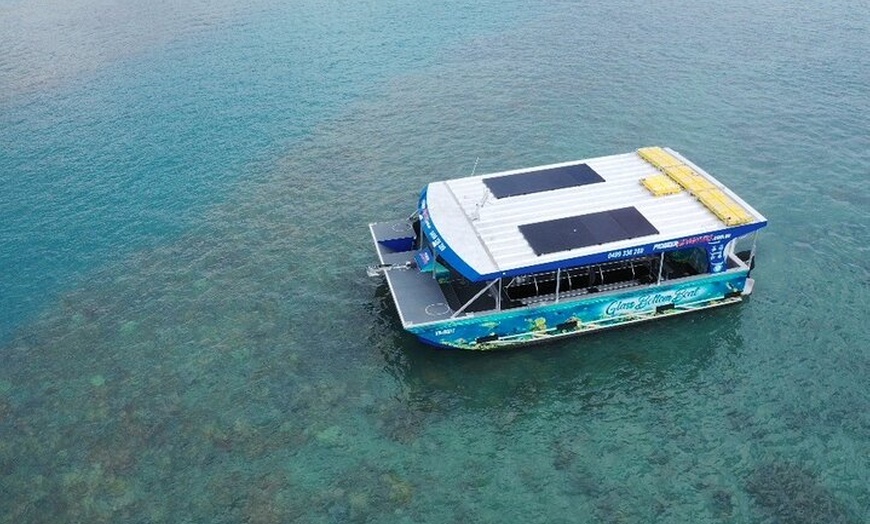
[470,157,489,221]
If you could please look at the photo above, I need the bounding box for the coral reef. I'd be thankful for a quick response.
[746,461,859,524]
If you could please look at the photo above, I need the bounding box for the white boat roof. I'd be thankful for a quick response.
[418,147,767,281]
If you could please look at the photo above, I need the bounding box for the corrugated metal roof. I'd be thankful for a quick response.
[422,148,767,280]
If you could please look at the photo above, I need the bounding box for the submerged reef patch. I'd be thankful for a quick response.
[746,461,859,524]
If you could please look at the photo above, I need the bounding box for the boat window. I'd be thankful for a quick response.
[663,247,708,278]
[412,215,422,249]
[437,268,496,313]
[731,234,755,263]
[502,255,658,304]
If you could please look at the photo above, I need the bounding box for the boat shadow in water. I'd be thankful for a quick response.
[369,279,747,412]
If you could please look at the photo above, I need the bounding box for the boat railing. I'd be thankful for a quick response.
[519,278,643,306]
[503,257,656,303]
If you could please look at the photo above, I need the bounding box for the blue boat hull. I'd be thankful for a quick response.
[408,271,750,350]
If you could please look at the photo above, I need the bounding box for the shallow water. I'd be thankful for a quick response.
[1,0,868,522]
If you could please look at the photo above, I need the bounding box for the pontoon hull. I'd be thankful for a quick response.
[408,273,751,350]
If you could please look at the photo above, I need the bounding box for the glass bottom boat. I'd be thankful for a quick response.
[369,147,767,350]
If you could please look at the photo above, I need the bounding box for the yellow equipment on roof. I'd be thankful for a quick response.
[696,189,755,226]
[637,146,683,169]
[641,174,683,196]
[637,146,754,226]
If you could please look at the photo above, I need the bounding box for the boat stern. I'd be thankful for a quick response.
[368,219,457,330]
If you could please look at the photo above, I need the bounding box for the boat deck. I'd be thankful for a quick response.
[370,220,454,326]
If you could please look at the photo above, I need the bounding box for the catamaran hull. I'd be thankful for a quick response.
[406,272,751,350]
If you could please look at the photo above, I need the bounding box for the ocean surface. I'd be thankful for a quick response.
[1,0,867,522]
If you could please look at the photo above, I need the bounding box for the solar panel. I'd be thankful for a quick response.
[519,207,659,255]
[483,164,604,198]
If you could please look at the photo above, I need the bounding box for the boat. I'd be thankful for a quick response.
[368,147,767,350]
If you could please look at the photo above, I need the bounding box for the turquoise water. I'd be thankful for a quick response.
[1,0,867,522]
